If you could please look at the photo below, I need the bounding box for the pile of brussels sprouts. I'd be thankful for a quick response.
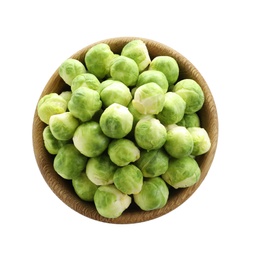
[37,39,211,218]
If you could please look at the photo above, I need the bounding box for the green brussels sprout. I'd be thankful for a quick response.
[121,39,151,72]
[60,91,72,104]
[173,79,204,114]
[136,70,169,93]
[59,58,86,86]
[108,139,140,166]
[94,184,132,218]
[135,149,169,177]
[135,117,167,150]
[71,73,101,92]
[132,82,165,115]
[37,93,67,124]
[164,125,194,158]
[72,172,98,201]
[188,127,211,156]
[73,121,110,157]
[49,112,79,141]
[133,177,169,211]
[100,80,132,107]
[68,87,102,122]
[156,92,186,125]
[177,113,201,128]
[53,144,87,180]
[110,56,139,87]
[113,164,143,195]
[86,154,118,185]
[162,156,201,189]
[42,126,68,154]
[84,43,115,79]
[149,56,179,87]
[99,103,133,139]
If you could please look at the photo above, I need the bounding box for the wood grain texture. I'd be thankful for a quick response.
[32,37,218,224]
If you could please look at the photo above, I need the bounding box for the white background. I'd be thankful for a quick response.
[1,0,253,259]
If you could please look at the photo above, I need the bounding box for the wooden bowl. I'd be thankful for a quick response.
[32,37,218,224]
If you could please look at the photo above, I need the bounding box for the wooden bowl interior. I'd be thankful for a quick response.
[32,37,218,224]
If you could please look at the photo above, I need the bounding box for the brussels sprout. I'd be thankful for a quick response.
[113,164,143,195]
[188,127,211,156]
[136,70,169,93]
[86,154,118,185]
[53,144,87,180]
[164,125,193,158]
[71,73,101,92]
[49,112,79,141]
[135,149,169,177]
[84,43,115,79]
[156,92,186,125]
[94,184,132,218]
[173,79,204,114]
[110,56,139,87]
[68,87,102,122]
[132,82,165,115]
[149,56,179,87]
[108,139,140,166]
[72,172,98,201]
[99,103,133,139]
[59,58,86,86]
[60,91,72,104]
[100,80,132,107]
[133,177,169,211]
[135,117,167,150]
[37,93,67,124]
[73,121,110,157]
[162,156,201,189]
[42,126,68,154]
[121,39,151,72]
[177,113,201,128]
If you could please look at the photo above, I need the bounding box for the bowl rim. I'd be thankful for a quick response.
[32,36,219,224]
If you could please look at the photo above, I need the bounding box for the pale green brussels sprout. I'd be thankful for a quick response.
[135,149,169,177]
[164,125,194,158]
[59,58,86,86]
[177,113,200,128]
[37,93,67,124]
[86,154,118,185]
[108,139,140,166]
[99,103,133,139]
[53,144,87,180]
[149,56,179,87]
[42,126,68,154]
[157,92,186,125]
[132,82,165,115]
[121,39,151,72]
[68,87,102,122]
[72,172,98,201]
[114,164,143,195]
[60,91,72,104]
[136,70,169,93]
[73,121,110,157]
[173,79,204,114]
[188,127,211,156]
[49,112,79,141]
[133,177,169,211]
[162,156,201,189]
[135,117,167,150]
[100,80,132,107]
[85,43,115,79]
[94,184,132,218]
[110,56,139,87]
[71,73,101,92]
